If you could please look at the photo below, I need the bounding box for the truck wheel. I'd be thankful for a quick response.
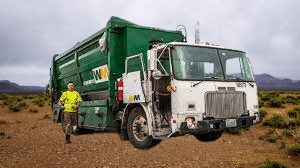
[127,107,153,150]
[193,131,223,142]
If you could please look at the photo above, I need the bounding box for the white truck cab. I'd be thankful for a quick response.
[121,41,260,149]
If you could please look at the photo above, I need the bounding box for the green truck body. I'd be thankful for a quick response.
[50,16,184,129]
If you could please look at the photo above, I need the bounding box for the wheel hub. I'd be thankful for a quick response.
[132,116,148,141]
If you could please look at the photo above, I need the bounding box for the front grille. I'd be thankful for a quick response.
[205,92,246,119]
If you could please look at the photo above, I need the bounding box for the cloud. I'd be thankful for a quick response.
[0,63,49,86]
[0,0,299,86]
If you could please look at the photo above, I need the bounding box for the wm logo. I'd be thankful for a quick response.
[129,95,140,101]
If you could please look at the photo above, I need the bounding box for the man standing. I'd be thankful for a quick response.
[57,81,82,144]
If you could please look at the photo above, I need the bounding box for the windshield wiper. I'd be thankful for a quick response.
[204,76,220,80]
[228,77,242,81]
[192,81,202,87]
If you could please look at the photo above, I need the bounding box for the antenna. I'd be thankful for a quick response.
[195,21,200,44]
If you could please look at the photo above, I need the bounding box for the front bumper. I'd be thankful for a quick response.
[179,116,256,135]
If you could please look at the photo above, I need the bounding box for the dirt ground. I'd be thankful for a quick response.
[0,99,300,168]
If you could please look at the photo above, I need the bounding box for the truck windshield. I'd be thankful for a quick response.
[171,45,255,81]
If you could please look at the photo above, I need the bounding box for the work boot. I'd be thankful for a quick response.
[65,135,71,144]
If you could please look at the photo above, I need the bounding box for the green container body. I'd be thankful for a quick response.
[50,16,184,128]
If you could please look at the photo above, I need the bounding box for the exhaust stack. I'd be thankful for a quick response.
[195,21,200,44]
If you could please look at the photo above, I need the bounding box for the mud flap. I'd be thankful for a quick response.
[52,104,62,123]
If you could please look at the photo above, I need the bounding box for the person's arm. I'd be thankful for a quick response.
[73,92,82,109]
[58,92,65,109]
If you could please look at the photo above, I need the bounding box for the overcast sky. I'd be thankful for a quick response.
[0,0,299,86]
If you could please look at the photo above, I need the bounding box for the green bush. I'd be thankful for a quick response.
[267,134,279,143]
[16,96,23,102]
[258,91,265,98]
[259,100,265,108]
[227,128,244,134]
[262,114,287,128]
[287,110,299,118]
[0,94,10,100]
[260,109,268,117]
[28,95,34,99]
[32,98,44,106]
[281,129,293,137]
[258,158,287,168]
[267,98,283,108]
[0,131,5,135]
[288,119,300,127]
[286,143,300,156]
[9,105,21,112]
[38,102,44,107]
[29,108,38,113]
[294,107,300,112]
[279,91,286,94]
[17,101,27,108]
[22,95,29,99]
[260,91,279,101]
[43,113,50,118]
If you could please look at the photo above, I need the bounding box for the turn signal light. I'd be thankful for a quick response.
[166,85,175,92]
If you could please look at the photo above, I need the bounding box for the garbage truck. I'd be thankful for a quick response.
[50,16,260,149]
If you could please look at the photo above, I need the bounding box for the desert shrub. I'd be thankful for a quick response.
[260,109,268,117]
[227,128,244,134]
[15,120,21,123]
[267,134,279,143]
[281,129,293,137]
[288,119,300,127]
[32,98,44,105]
[258,158,287,168]
[287,109,299,118]
[258,91,265,97]
[263,114,287,128]
[293,107,300,113]
[267,98,283,108]
[28,95,34,99]
[29,108,38,113]
[43,113,50,118]
[286,95,297,100]
[17,101,27,108]
[279,91,286,94]
[9,105,21,112]
[286,143,300,156]
[38,102,44,107]
[259,100,265,108]
[16,96,23,102]
[3,96,17,106]
[22,95,29,99]
[0,131,5,135]
[0,94,10,100]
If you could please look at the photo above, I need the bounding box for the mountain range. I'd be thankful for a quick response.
[0,80,45,93]
[0,73,300,92]
[254,73,300,90]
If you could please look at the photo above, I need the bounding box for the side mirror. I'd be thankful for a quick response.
[147,50,156,71]
[152,70,162,80]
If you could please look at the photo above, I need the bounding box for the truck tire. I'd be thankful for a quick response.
[127,107,154,150]
[193,131,223,142]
